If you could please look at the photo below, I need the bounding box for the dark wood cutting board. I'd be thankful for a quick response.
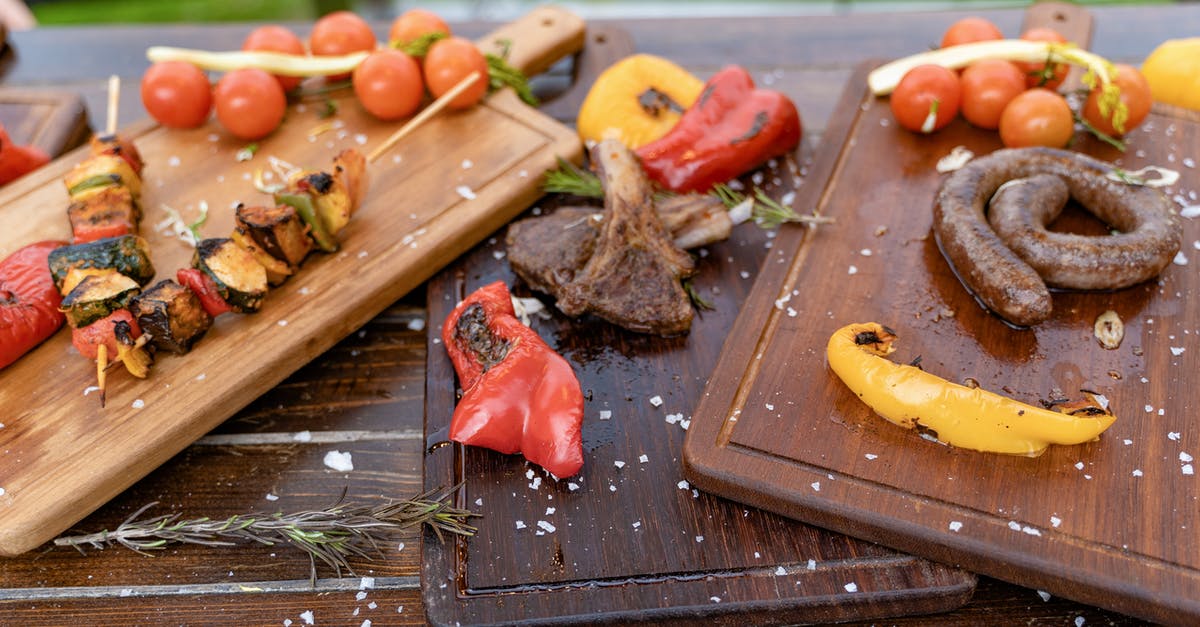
[0,87,90,159]
[421,31,976,622]
[683,56,1200,627]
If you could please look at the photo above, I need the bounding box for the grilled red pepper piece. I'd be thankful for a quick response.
[635,65,802,193]
[0,125,51,186]
[71,308,142,361]
[443,281,585,478]
[176,268,233,317]
[0,241,67,369]
[90,133,145,177]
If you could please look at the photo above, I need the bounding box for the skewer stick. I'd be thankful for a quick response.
[97,344,108,408]
[367,71,482,164]
[105,75,120,136]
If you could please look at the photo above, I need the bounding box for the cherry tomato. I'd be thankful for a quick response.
[960,59,1027,130]
[140,61,213,129]
[889,64,961,134]
[1017,27,1069,89]
[999,88,1074,148]
[353,49,424,121]
[1083,63,1153,137]
[213,68,287,140]
[940,17,1004,48]
[423,37,489,109]
[389,8,451,47]
[242,24,306,92]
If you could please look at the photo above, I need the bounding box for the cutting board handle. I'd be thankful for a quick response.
[475,5,587,78]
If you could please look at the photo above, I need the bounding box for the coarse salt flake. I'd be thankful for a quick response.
[1008,521,1022,531]
[323,450,354,472]
[1037,590,1052,602]
[526,469,535,480]
[277,319,288,327]
[131,399,145,409]
[461,159,473,169]
[609,484,617,492]
[294,431,312,442]
[1184,465,1195,476]
[529,477,542,490]
[696,535,704,543]
[860,249,872,256]
[1075,461,1085,470]
[649,395,663,407]
[568,482,580,491]
[1076,617,1086,627]
[537,520,556,533]
[808,559,817,570]
[266,493,279,501]
[1182,452,1194,463]
[632,521,641,528]
[599,410,612,420]
[810,481,820,492]
[948,521,963,532]
[300,610,315,624]
[614,461,626,469]
[865,453,878,460]
[848,265,858,275]
[775,566,787,576]
[1169,432,1182,441]
[1171,346,1186,356]
[1174,252,1189,266]
[360,576,375,590]
[844,582,858,593]
[354,134,368,145]
[710,596,721,603]
[639,454,649,463]
[455,185,477,200]
[1133,469,1144,477]
[545,507,555,515]
[474,498,482,507]
[677,480,690,490]
[1145,405,1155,413]
[1181,205,1200,219]
[515,520,526,529]
[407,318,426,331]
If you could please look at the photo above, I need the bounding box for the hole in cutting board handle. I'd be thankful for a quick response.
[543,17,555,27]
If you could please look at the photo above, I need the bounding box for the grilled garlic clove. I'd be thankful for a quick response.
[1094,310,1124,350]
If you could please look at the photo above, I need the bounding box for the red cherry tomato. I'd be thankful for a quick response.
[213,68,287,140]
[1017,27,1069,89]
[940,17,1004,48]
[353,49,424,121]
[423,37,489,109]
[1083,63,1154,137]
[310,10,376,80]
[960,59,1027,130]
[389,8,451,47]
[999,88,1074,148]
[140,61,213,129]
[889,64,961,134]
[242,25,306,92]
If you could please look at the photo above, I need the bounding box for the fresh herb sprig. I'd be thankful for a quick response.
[486,38,537,106]
[393,31,448,57]
[542,157,604,198]
[711,183,834,230]
[54,487,478,584]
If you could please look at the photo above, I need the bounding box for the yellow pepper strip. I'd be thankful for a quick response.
[146,46,369,77]
[577,54,704,149]
[826,322,1116,457]
[1141,38,1200,111]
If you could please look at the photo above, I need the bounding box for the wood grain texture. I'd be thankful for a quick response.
[683,60,1200,625]
[0,88,90,158]
[0,7,585,557]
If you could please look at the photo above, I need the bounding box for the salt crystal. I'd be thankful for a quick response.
[167,156,181,167]
[1181,205,1200,219]
[266,493,279,501]
[356,591,367,601]
[865,454,878,460]
[844,582,858,593]
[526,469,536,480]
[407,318,426,332]
[710,596,721,603]
[639,454,649,463]
[0,487,5,497]
[461,159,473,169]
[632,521,641,528]
[323,450,354,472]
[696,535,704,543]
[354,134,368,145]
[546,507,556,515]
[300,610,315,625]
[807,559,817,570]
[677,480,690,490]
[1074,462,1085,470]
[775,566,787,575]
[1008,521,1022,531]
[568,483,580,491]
[599,410,612,420]
[1075,616,1086,627]
[848,265,858,275]
[649,395,663,407]
[298,287,311,296]
[131,399,145,409]
[1124,439,1133,445]
[515,520,526,529]
[948,521,963,532]
[1133,469,1144,477]
[277,320,288,327]
[455,185,477,200]
[1181,452,1194,463]
[740,270,751,279]
[1184,465,1195,476]
[368,602,377,610]
[529,477,542,490]
[1169,432,1182,441]
[860,249,872,256]
[614,461,626,469]
[397,542,405,551]
[810,481,820,492]
[609,484,617,492]
[537,520,556,533]
[1037,590,1052,602]
[1145,405,1155,413]
[1171,346,1186,356]
[1174,252,1189,266]
[294,431,312,442]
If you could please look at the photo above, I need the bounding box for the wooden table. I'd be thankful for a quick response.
[1,5,1196,624]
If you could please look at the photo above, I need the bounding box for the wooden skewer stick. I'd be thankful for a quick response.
[97,343,108,408]
[105,75,120,136]
[367,70,482,164]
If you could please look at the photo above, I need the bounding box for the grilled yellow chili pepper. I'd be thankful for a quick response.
[826,322,1116,456]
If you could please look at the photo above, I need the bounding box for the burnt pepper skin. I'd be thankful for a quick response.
[635,65,803,193]
[442,281,585,478]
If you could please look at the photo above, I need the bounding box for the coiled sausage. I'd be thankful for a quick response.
[933,147,1180,327]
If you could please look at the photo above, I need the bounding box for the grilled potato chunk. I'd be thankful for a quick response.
[130,279,212,354]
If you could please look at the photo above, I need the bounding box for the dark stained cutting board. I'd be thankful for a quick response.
[0,87,90,160]
[421,29,976,623]
[682,54,1200,627]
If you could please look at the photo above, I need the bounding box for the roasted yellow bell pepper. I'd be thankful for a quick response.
[1141,38,1200,111]
[826,322,1116,456]
[577,54,704,149]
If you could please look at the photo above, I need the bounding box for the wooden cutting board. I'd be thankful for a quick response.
[0,5,585,557]
[421,29,977,619]
[0,88,91,160]
[683,39,1200,627]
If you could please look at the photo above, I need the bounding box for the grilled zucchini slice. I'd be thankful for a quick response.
[234,203,313,268]
[130,279,212,354]
[59,269,140,328]
[48,234,156,292]
[192,238,268,313]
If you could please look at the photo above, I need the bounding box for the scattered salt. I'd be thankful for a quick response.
[649,395,664,407]
[1169,432,1182,441]
[265,493,279,501]
[696,535,704,543]
[131,399,145,409]
[455,185,477,200]
[568,482,580,491]
[807,559,817,570]
[529,477,542,490]
[407,318,426,332]
[677,480,689,490]
[810,481,820,492]
[356,591,367,601]
[300,610,315,625]
[1184,465,1195,476]
[515,521,526,529]
[167,156,181,167]
[1075,461,1085,470]
[461,159,473,169]
[294,431,312,442]
[1133,469,1144,477]
[1181,452,1194,463]
[632,521,641,528]
[948,521,963,532]
[537,520,556,533]
[638,454,649,463]
[354,134,368,145]
[710,596,721,603]
[1037,590,1052,602]
[614,461,626,469]
[323,450,354,472]
[278,319,288,327]
[598,410,612,420]
[848,265,858,275]
[864,454,878,460]
[1174,252,1189,266]
[860,249,872,257]
[844,582,858,593]
[0,487,5,497]
[775,566,787,576]
[1171,346,1186,356]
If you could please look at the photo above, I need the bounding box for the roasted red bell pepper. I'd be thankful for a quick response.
[0,125,51,186]
[442,281,585,478]
[71,308,142,361]
[0,241,67,369]
[177,268,233,317]
[90,133,145,177]
[635,65,802,193]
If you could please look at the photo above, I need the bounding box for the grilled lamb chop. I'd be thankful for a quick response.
[507,138,696,336]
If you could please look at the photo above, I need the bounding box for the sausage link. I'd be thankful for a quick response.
[933,147,1180,327]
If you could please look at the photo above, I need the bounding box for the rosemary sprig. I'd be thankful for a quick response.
[683,278,714,310]
[711,183,834,230]
[486,38,537,106]
[54,487,478,584]
[1075,111,1127,152]
[542,157,603,198]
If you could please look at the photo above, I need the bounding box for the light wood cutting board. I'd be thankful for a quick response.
[683,34,1200,627]
[0,5,585,556]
